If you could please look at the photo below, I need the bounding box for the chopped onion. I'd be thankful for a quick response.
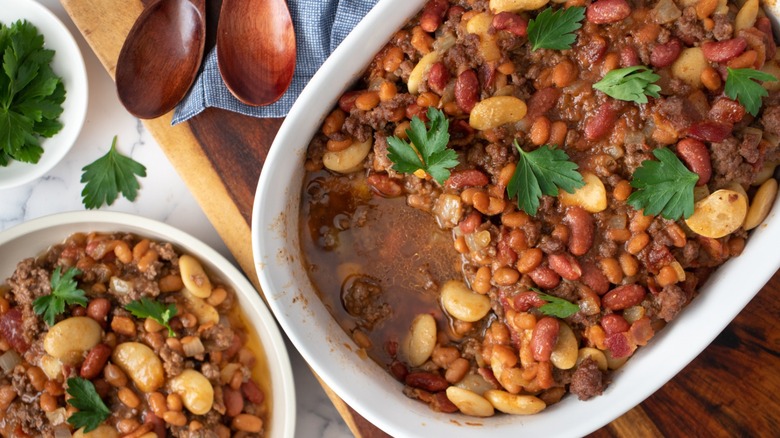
[182,336,206,357]
[651,0,681,24]
[109,276,133,295]
[0,350,21,374]
[432,194,463,229]
[465,230,491,252]
[47,408,68,426]
[53,427,72,438]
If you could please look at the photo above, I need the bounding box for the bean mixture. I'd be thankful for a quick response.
[301,0,780,417]
[0,232,268,437]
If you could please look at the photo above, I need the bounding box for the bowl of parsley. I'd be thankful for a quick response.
[0,0,88,189]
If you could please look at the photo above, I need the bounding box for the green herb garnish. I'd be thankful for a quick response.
[80,136,147,209]
[387,107,458,185]
[125,297,177,337]
[537,291,579,318]
[593,66,661,104]
[724,68,778,117]
[527,6,586,51]
[0,20,65,166]
[66,377,111,432]
[32,266,87,326]
[626,147,699,220]
[507,142,584,216]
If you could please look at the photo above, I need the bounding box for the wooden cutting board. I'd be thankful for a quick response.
[61,0,780,436]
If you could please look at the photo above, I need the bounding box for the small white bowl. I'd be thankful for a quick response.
[0,211,296,438]
[0,0,88,189]
[252,1,780,437]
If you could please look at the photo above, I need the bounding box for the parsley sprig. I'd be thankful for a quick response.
[724,68,778,117]
[507,142,584,216]
[593,66,661,104]
[66,377,111,432]
[626,147,699,220]
[125,297,178,337]
[537,291,580,318]
[0,20,65,166]
[386,107,458,185]
[80,136,147,209]
[527,6,586,51]
[32,266,87,326]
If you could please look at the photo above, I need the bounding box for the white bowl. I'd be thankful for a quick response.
[0,211,296,438]
[252,2,780,436]
[0,0,88,189]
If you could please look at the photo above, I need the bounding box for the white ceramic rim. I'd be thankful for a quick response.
[0,211,296,438]
[252,1,780,436]
[0,0,88,189]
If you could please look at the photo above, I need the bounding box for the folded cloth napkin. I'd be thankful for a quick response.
[172,0,380,124]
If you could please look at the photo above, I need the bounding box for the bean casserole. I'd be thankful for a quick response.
[300,0,780,417]
[0,232,269,436]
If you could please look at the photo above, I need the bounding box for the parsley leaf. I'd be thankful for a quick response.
[724,68,778,117]
[0,20,65,165]
[626,147,699,220]
[125,297,178,337]
[66,377,111,433]
[527,6,586,51]
[537,292,579,318]
[387,107,458,185]
[32,266,87,326]
[80,136,147,209]
[507,142,584,216]
[593,66,661,104]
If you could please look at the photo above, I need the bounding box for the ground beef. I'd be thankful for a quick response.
[160,343,185,377]
[6,259,50,345]
[371,133,393,173]
[4,402,51,437]
[711,13,734,40]
[654,96,701,132]
[655,284,688,321]
[570,357,605,401]
[761,106,780,137]
[739,129,763,164]
[342,277,391,330]
[674,7,710,45]
[710,137,755,188]
[201,322,234,351]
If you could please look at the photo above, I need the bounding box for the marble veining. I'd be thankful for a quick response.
[0,1,353,436]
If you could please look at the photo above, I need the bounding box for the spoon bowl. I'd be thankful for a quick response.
[217,0,296,106]
[116,0,206,119]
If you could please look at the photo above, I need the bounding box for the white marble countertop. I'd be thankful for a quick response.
[0,1,352,436]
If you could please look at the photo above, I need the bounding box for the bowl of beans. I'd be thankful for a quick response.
[253,0,780,436]
[0,211,295,437]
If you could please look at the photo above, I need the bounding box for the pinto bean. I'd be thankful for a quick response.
[686,121,733,143]
[701,38,748,63]
[602,284,647,310]
[420,0,448,32]
[455,69,480,113]
[80,344,112,379]
[445,169,489,190]
[492,12,528,37]
[564,206,595,256]
[584,101,619,141]
[587,0,631,24]
[405,372,449,392]
[676,138,712,186]
[427,62,450,95]
[531,317,560,362]
[650,38,683,68]
[547,253,582,281]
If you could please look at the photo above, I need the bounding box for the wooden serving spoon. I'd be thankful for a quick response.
[116,0,206,119]
[217,0,296,106]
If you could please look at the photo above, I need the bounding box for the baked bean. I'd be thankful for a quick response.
[493,267,521,285]
[587,0,631,24]
[700,67,722,91]
[529,116,551,145]
[502,211,530,228]
[163,411,187,427]
[552,60,577,88]
[119,386,141,409]
[603,284,647,310]
[626,232,650,254]
[355,91,380,111]
[37,390,56,412]
[148,391,168,417]
[232,414,264,433]
[26,366,47,392]
[445,357,471,383]
[224,387,245,417]
[137,249,159,272]
[382,46,404,72]
[727,49,757,69]
[656,265,680,287]
[599,257,624,284]
[114,240,132,264]
[517,248,543,274]
[606,228,631,242]
[548,121,568,147]
[601,52,621,75]
[565,206,595,256]
[696,0,718,18]
[117,418,142,434]
[618,252,639,277]
[629,211,653,233]
[473,266,492,294]
[111,315,137,337]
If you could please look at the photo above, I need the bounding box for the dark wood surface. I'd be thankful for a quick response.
[62,1,780,436]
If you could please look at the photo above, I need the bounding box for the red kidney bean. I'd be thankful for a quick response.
[685,120,733,143]
[564,206,595,256]
[87,297,111,327]
[708,97,746,124]
[71,306,87,317]
[458,210,482,234]
[432,391,459,413]
[497,233,519,267]
[756,17,777,60]
[548,253,582,281]
[650,38,683,68]
[241,380,265,405]
[80,344,112,379]
[587,0,631,24]
[513,290,547,311]
[620,45,640,67]
[600,313,630,335]
[427,62,450,95]
[702,38,748,63]
[405,372,449,392]
[584,101,619,141]
[223,387,245,417]
[338,91,362,112]
[582,35,609,64]
[143,411,166,438]
[579,261,610,295]
[676,138,712,186]
[602,284,647,310]
[526,87,561,120]
[445,169,489,190]
[530,317,560,362]
[529,266,561,289]
[455,69,479,113]
[406,103,428,121]
[492,12,528,37]
[420,0,448,32]
[367,173,403,197]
